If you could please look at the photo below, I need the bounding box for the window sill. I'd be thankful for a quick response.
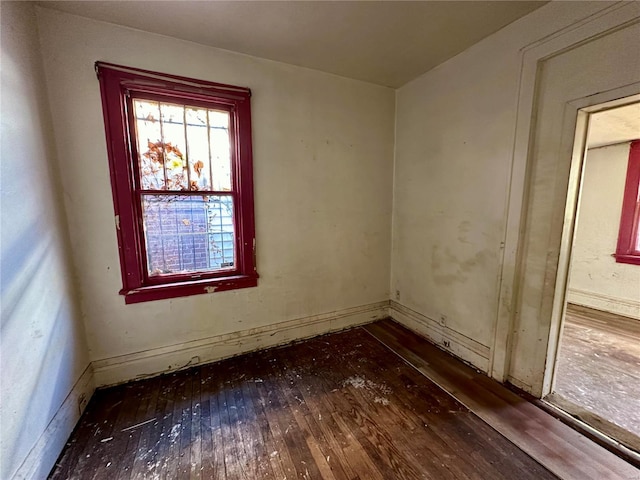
[121,274,258,304]
[613,253,640,266]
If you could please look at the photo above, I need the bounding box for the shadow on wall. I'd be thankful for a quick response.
[1,2,90,477]
[0,214,88,478]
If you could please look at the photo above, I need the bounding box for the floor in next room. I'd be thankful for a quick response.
[49,319,638,480]
[551,303,640,453]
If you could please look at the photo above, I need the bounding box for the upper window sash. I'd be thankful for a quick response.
[126,95,237,194]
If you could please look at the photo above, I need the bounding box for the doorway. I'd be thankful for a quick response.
[547,101,640,453]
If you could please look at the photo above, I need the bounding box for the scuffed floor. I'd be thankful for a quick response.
[553,304,640,450]
[49,327,557,479]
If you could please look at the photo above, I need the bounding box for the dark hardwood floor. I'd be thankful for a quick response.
[50,325,557,480]
[365,319,640,480]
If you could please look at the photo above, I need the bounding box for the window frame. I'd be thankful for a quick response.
[614,139,640,265]
[97,62,258,303]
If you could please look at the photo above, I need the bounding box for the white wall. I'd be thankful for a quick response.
[35,8,394,378]
[507,16,639,395]
[391,2,629,375]
[3,2,635,475]
[0,3,92,479]
[568,142,640,319]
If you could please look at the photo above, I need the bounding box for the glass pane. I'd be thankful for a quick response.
[185,108,212,191]
[133,100,233,193]
[134,101,165,190]
[160,104,188,191]
[209,110,232,191]
[142,194,235,276]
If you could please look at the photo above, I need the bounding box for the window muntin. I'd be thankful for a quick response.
[133,100,233,192]
[97,63,258,303]
[615,140,640,265]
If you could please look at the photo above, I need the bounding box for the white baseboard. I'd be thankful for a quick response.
[12,365,95,480]
[389,300,490,372]
[93,301,390,387]
[567,288,640,320]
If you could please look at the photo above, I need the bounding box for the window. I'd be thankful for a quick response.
[97,63,258,303]
[615,140,640,265]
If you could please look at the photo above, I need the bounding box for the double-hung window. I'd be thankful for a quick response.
[615,140,640,265]
[97,63,258,303]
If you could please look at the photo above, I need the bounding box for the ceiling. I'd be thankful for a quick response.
[588,103,640,149]
[38,1,547,88]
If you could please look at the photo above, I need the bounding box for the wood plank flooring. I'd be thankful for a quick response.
[552,304,640,451]
[50,325,557,480]
[364,319,640,480]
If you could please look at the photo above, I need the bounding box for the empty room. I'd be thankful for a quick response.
[1,1,639,479]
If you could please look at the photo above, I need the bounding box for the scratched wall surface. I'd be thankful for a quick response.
[390,1,633,383]
[391,2,604,356]
[35,7,395,364]
[0,3,90,478]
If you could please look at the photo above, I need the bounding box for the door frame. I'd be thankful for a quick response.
[490,1,640,391]
[543,92,640,396]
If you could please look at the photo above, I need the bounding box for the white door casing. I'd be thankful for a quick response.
[491,2,640,396]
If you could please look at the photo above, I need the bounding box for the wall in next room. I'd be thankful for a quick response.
[568,142,640,320]
[0,3,92,479]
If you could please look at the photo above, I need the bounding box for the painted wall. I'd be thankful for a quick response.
[568,143,640,319]
[35,8,394,371]
[507,17,640,395]
[0,3,91,479]
[391,2,624,374]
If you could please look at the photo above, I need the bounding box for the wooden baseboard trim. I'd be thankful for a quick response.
[12,365,95,480]
[389,300,490,372]
[567,288,640,320]
[92,301,390,387]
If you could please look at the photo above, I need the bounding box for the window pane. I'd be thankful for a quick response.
[134,100,232,193]
[209,110,232,191]
[134,101,165,190]
[159,104,188,191]
[142,194,235,276]
[185,108,212,191]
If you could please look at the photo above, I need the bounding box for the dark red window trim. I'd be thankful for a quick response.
[615,140,640,266]
[96,62,258,303]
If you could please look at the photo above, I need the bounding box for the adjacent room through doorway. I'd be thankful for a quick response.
[549,101,640,453]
